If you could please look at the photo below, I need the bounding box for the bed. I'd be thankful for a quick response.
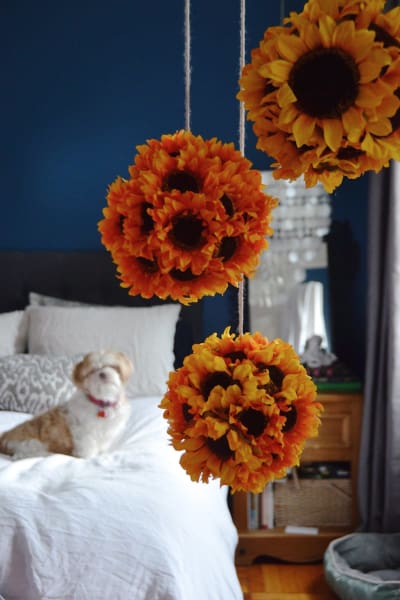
[0,250,243,600]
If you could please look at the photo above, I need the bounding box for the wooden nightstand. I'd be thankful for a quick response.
[231,392,363,565]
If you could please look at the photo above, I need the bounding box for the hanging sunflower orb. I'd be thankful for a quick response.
[238,0,400,193]
[99,130,277,304]
[159,328,323,493]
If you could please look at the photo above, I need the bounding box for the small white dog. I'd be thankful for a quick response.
[0,350,133,460]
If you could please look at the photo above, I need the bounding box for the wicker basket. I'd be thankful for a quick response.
[273,479,352,528]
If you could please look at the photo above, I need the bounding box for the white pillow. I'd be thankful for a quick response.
[0,311,28,356]
[27,304,181,398]
[29,291,86,307]
[0,354,78,414]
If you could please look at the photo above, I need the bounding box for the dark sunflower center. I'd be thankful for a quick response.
[169,213,206,250]
[238,408,268,437]
[281,405,298,433]
[201,372,235,400]
[268,366,285,388]
[136,257,159,273]
[206,435,234,461]
[162,170,200,193]
[337,147,365,161]
[257,364,284,392]
[315,164,338,173]
[264,82,277,98]
[391,89,400,132]
[170,267,199,281]
[263,381,279,396]
[370,24,400,50]
[182,403,193,422]
[289,47,359,118]
[225,351,247,362]
[141,202,154,233]
[216,237,239,262]
[220,194,235,216]
[119,215,125,234]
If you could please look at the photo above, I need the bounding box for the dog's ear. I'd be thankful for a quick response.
[116,352,134,383]
[72,355,89,387]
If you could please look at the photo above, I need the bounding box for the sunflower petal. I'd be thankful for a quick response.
[361,132,384,158]
[332,20,356,49]
[358,50,392,83]
[378,94,400,119]
[342,106,365,143]
[322,118,343,151]
[339,28,376,63]
[292,114,316,147]
[277,83,297,108]
[259,60,292,83]
[277,34,307,62]
[368,118,393,137]
[356,84,385,108]
[318,15,335,47]
[301,22,322,49]
[278,102,300,126]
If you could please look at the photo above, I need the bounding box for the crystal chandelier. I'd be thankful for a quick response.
[250,171,332,310]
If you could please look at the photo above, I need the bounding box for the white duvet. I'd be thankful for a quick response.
[0,397,243,600]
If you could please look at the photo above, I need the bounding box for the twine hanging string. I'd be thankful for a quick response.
[184,0,247,334]
[280,0,286,23]
[184,0,191,131]
[238,0,246,158]
[237,0,246,336]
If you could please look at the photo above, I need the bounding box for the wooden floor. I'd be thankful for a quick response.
[236,562,340,599]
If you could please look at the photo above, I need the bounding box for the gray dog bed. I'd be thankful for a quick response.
[324,533,400,599]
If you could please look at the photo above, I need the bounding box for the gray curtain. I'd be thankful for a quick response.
[358,161,400,532]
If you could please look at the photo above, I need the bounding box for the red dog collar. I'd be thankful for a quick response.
[87,394,118,418]
[87,394,118,408]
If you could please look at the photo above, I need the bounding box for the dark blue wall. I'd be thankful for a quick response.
[328,176,368,379]
[1,0,367,377]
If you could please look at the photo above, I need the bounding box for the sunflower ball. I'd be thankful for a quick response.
[159,328,323,493]
[238,0,400,193]
[99,130,277,304]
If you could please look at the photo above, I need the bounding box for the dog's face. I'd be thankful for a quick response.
[73,351,134,400]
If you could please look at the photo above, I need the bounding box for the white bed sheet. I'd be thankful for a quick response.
[0,397,243,600]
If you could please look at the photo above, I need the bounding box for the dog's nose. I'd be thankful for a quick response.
[98,371,108,380]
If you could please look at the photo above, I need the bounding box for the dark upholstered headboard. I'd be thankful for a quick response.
[0,250,204,367]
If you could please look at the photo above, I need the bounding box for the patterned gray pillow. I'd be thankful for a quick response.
[0,355,80,414]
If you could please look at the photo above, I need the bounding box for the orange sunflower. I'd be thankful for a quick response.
[238,0,400,192]
[99,130,277,304]
[159,328,323,493]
